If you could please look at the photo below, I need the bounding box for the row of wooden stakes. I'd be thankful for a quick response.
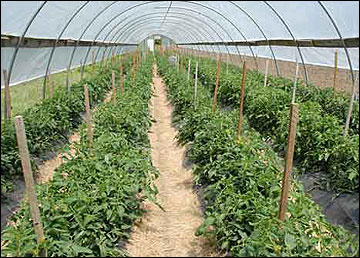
[9,51,140,256]
[172,51,298,223]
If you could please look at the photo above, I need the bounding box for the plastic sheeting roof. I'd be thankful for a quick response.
[1,1,359,86]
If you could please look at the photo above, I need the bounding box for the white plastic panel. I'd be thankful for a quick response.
[2,1,358,42]
[1,1,359,87]
[1,1,42,37]
[1,46,135,88]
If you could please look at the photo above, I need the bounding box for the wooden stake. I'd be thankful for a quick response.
[111,70,116,103]
[84,85,93,150]
[212,55,221,112]
[226,54,229,75]
[91,50,95,65]
[48,75,53,99]
[264,60,269,87]
[333,50,338,95]
[111,49,114,66]
[278,103,298,221]
[133,64,137,82]
[14,116,45,247]
[177,54,180,72]
[344,72,359,136]
[194,61,198,109]
[101,49,106,64]
[80,59,85,79]
[132,51,137,81]
[3,69,11,119]
[187,59,191,81]
[120,62,124,94]
[237,62,247,138]
[180,54,183,70]
[91,50,95,76]
[292,60,299,103]
[136,49,139,65]
[2,95,4,121]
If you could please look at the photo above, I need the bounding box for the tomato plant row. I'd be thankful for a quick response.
[1,55,158,256]
[155,52,358,257]
[183,55,358,194]
[1,56,133,195]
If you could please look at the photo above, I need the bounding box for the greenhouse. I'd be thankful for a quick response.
[1,1,359,257]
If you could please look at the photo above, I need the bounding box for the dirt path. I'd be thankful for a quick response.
[125,64,219,257]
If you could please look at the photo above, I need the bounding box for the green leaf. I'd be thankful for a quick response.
[221,240,229,250]
[204,216,216,226]
[284,233,296,251]
[71,244,93,254]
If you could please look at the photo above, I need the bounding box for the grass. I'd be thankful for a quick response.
[1,66,84,118]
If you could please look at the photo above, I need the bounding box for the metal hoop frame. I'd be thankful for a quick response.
[4,0,355,93]
[97,13,226,62]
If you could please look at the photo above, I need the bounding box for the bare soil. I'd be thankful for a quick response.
[125,64,220,257]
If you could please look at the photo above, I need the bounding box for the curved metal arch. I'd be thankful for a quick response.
[157,2,244,63]
[229,1,280,76]
[111,28,204,65]
[128,29,194,50]
[160,1,172,29]
[42,1,90,98]
[128,28,205,58]
[69,1,159,83]
[114,30,201,57]
[65,1,120,91]
[152,6,244,66]
[139,33,179,50]
[103,11,227,55]
[184,1,258,68]
[115,32,193,54]
[125,26,217,58]
[116,10,230,46]
[108,23,207,61]
[109,19,215,59]
[6,1,47,86]
[10,0,351,93]
[100,14,219,59]
[109,26,214,64]
[81,4,237,73]
[96,18,214,70]
[73,0,251,82]
[103,13,225,62]
[317,1,355,84]
[263,1,309,86]
[117,20,210,47]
